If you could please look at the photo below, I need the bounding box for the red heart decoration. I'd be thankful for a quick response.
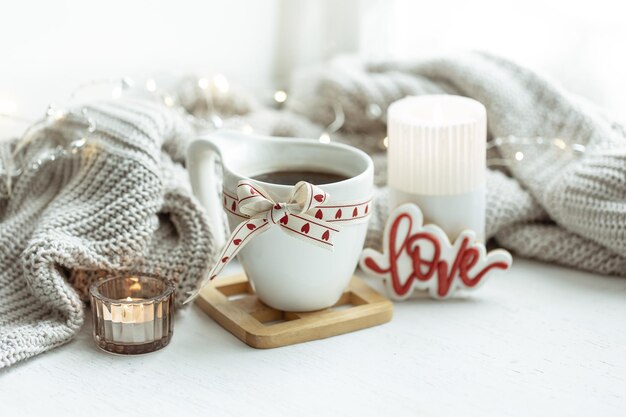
[247,224,256,230]
[335,209,342,219]
[301,223,310,234]
[315,209,323,219]
[274,203,281,210]
[352,207,358,217]
[231,201,237,211]
[221,256,229,263]
[314,194,324,202]
[365,204,369,214]
[233,239,242,245]
[280,214,289,225]
[322,230,330,241]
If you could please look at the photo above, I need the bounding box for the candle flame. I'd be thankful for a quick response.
[129,277,142,292]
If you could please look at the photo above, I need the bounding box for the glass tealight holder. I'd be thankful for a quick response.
[89,276,175,355]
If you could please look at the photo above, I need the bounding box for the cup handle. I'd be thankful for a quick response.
[187,137,227,248]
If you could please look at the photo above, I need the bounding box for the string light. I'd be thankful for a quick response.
[9,72,586,180]
[121,77,134,90]
[3,71,591,199]
[163,95,175,107]
[273,90,287,103]
[2,74,197,193]
[553,138,567,150]
[145,79,157,93]
[197,77,210,90]
[487,135,586,167]
[46,105,67,121]
[210,114,223,129]
[0,78,132,196]
[213,74,229,94]
[366,103,382,120]
[327,102,345,133]
[165,73,248,130]
[316,102,345,144]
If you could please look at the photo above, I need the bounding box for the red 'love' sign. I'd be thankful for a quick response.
[360,204,512,300]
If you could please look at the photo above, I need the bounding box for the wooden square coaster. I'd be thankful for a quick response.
[195,274,393,348]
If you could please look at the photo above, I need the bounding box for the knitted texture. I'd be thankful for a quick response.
[2,52,625,368]
[0,99,215,368]
[229,52,626,276]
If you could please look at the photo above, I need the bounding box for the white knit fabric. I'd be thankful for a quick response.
[223,52,626,276]
[0,99,215,368]
[2,52,624,369]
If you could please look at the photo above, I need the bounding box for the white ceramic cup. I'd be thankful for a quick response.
[187,131,374,311]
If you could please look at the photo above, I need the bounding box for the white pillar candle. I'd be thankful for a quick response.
[387,95,487,241]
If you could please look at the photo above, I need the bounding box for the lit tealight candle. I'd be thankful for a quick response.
[387,95,487,241]
[90,276,174,355]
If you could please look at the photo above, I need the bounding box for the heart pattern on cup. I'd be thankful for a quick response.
[185,183,374,305]
[223,189,372,224]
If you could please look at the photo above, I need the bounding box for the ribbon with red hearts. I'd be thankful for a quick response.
[185,180,372,302]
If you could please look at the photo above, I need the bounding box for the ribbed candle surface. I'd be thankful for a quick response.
[387,95,487,196]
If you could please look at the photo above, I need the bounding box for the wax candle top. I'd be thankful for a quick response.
[387,95,487,196]
[90,275,174,304]
[389,95,485,126]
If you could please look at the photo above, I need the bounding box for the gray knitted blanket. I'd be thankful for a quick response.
[1,52,625,369]
[225,52,626,277]
[0,99,215,368]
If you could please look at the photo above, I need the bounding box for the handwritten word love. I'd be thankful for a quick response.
[360,204,512,300]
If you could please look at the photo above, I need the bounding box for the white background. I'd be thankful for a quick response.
[1,2,625,415]
[1,0,625,123]
[0,0,281,120]
[2,259,625,416]
[362,0,626,121]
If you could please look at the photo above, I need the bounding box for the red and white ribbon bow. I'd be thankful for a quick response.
[185,180,372,302]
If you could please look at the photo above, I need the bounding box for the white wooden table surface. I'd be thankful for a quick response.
[1,258,625,417]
